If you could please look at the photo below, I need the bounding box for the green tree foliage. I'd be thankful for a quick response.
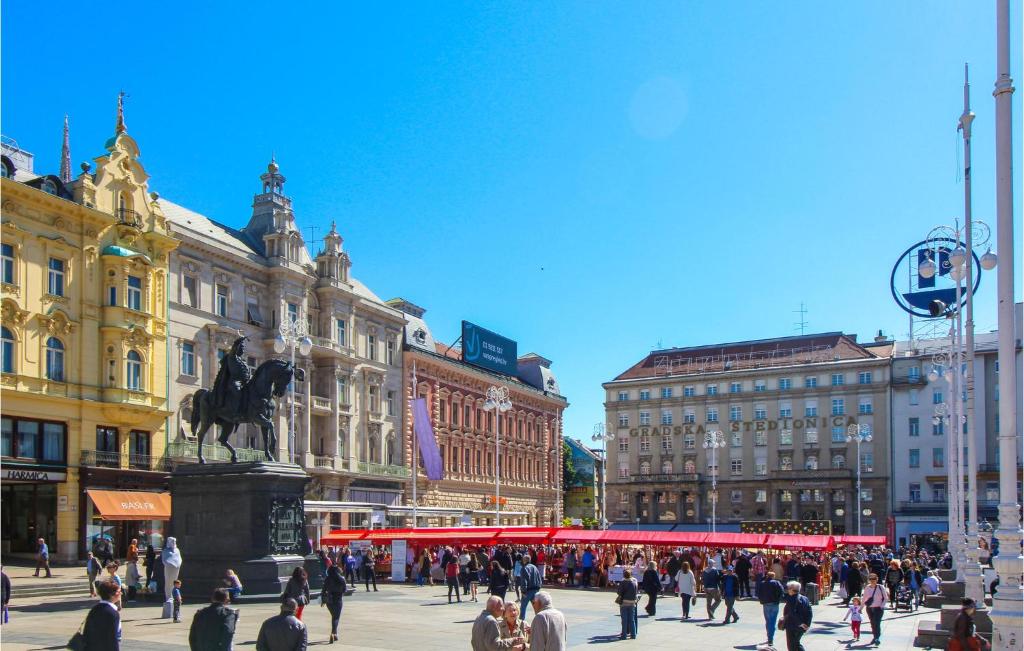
[562,440,574,487]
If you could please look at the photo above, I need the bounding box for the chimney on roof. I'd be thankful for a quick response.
[874,329,887,343]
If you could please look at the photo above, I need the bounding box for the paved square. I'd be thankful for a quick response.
[1,566,934,650]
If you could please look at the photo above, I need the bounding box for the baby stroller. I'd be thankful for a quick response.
[894,583,917,611]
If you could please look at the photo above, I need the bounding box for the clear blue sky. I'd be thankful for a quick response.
[3,1,1021,442]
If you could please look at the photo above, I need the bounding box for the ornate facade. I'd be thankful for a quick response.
[393,299,566,526]
[0,111,177,560]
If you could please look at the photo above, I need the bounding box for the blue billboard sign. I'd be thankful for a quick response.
[890,238,981,318]
[461,321,518,376]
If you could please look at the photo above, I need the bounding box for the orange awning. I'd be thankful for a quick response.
[87,489,171,521]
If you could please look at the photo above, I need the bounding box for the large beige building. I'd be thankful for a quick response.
[164,158,408,521]
[604,332,892,535]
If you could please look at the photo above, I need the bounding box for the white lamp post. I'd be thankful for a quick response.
[846,424,873,536]
[592,423,615,530]
[703,430,726,533]
[482,385,512,525]
[274,312,312,464]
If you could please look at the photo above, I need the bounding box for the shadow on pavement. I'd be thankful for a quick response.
[587,634,624,644]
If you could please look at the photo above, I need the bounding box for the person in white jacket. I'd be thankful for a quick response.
[675,561,697,621]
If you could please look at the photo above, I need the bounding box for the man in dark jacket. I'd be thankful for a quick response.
[666,552,681,593]
[734,554,752,598]
[189,588,239,651]
[757,571,785,648]
[782,580,813,651]
[701,565,722,619]
[83,579,121,651]
[256,598,307,651]
[799,558,819,588]
[721,566,740,624]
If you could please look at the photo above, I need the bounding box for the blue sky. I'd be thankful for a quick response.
[3,1,1020,442]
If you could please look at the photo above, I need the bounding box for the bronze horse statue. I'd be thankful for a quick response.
[190,358,302,463]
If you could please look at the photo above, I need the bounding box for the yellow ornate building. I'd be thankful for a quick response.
[1,108,177,560]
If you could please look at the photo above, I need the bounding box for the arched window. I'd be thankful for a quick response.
[1,326,13,373]
[45,337,64,381]
[684,459,696,474]
[126,350,143,390]
[41,179,58,195]
[639,461,651,475]
[385,436,395,466]
[661,459,673,474]
[832,454,846,469]
[805,455,818,470]
[0,160,11,178]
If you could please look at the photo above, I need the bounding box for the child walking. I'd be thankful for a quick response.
[171,579,183,622]
[842,596,864,641]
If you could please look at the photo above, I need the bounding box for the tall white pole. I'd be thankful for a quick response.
[856,436,862,537]
[711,445,717,534]
[960,66,985,602]
[952,294,966,580]
[990,1,1021,648]
[495,406,501,527]
[289,336,296,464]
[412,361,418,528]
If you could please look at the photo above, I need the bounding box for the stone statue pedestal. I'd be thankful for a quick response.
[169,461,310,600]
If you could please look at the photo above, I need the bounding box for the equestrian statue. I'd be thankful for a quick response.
[190,336,302,463]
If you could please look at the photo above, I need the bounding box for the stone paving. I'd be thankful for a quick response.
[0,566,937,650]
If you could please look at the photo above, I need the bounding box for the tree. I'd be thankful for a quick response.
[562,440,575,487]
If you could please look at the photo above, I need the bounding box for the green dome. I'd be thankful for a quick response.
[102,245,150,262]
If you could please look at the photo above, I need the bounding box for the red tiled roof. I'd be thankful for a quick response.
[613,333,881,381]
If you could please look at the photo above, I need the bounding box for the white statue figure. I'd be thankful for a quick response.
[161,536,183,617]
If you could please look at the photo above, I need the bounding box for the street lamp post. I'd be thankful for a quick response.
[482,385,512,526]
[846,424,873,537]
[274,313,312,464]
[592,423,615,530]
[703,430,726,533]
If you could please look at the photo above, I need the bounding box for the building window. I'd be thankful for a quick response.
[861,451,873,472]
[334,318,347,346]
[831,454,845,468]
[386,390,395,416]
[831,398,845,415]
[779,456,792,471]
[805,429,819,445]
[661,435,672,452]
[684,386,695,397]
[108,285,118,306]
[909,417,920,437]
[831,426,845,443]
[618,391,628,401]
[2,417,66,463]
[860,488,873,502]
[754,379,766,392]
[216,285,229,317]
[780,490,793,503]
[933,447,944,467]
[730,458,742,475]
[755,405,767,420]
[639,436,651,453]
[729,431,741,447]
[126,350,143,390]
[805,455,818,470]
[858,398,873,414]
[706,408,718,423]
[182,275,198,307]
[706,384,718,396]
[618,438,629,452]
[779,378,792,390]
[127,275,142,311]
[639,461,651,475]
[908,366,920,381]
[639,389,650,400]
[755,461,767,476]
[730,489,743,503]
[661,387,672,399]
[779,429,793,446]
[286,302,298,323]
[660,409,673,425]
[910,389,919,406]
[933,420,944,436]
[387,339,396,365]
[932,483,946,501]
[779,402,792,418]
[683,409,695,424]
[729,405,742,422]
[369,385,379,412]
[337,377,348,405]
[683,434,695,449]
[181,342,195,376]
[729,382,742,394]
[805,402,818,417]
[831,373,845,386]
[47,257,65,296]
[1,327,13,373]
[618,413,629,427]
[754,431,767,446]
[805,376,818,388]
[858,371,872,384]
[909,448,920,468]
[367,334,377,361]
[933,390,943,405]
[684,458,696,474]
[45,337,64,382]
[1,243,14,284]
[755,489,767,503]
[639,411,651,426]
[907,483,921,503]
[708,463,718,478]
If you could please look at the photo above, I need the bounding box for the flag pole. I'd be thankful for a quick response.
[412,360,418,529]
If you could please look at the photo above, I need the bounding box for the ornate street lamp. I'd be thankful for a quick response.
[592,423,615,530]
[482,385,512,525]
[274,312,312,464]
[703,430,726,533]
[846,424,873,536]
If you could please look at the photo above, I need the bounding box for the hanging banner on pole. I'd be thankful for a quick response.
[411,398,444,480]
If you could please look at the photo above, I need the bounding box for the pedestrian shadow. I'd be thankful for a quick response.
[732,645,761,650]
[25,646,68,651]
[587,634,624,644]
[654,617,679,622]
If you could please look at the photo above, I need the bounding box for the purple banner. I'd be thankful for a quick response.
[411,398,444,480]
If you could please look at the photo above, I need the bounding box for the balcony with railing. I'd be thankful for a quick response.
[116,207,142,229]
[628,472,701,483]
[80,450,170,472]
[312,396,332,413]
[771,468,852,480]
[356,461,411,479]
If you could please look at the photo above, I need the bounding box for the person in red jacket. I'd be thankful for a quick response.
[446,557,462,604]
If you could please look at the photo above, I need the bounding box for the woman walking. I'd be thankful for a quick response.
[641,561,661,617]
[283,567,311,621]
[949,598,987,651]
[86,552,101,597]
[862,573,888,646]
[320,563,347,644]
[467,553,480,602]
[617,568,639,640]
[418,550,432,587]
[675,561,696,621]
[489,561,509,601]
[845,561,864,606]
[883,560,903,607]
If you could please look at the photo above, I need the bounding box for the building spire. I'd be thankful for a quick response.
[59,115,72,183]
[116,90,127,134]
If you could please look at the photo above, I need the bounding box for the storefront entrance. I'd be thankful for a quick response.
[1,483,57,554]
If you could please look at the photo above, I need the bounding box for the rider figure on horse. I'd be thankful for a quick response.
[212,336,251,416]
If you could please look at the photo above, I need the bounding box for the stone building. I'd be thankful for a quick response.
[392,299,566,526]
[604,332,892,535]
[0,109,177,560]
[165,157,408,521]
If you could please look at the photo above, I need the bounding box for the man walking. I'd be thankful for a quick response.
[256,598,306,651]
[189,588,239,651]
[471,596,522,651]
[34,538,51,578]
[519,558,543,621]
[721,565,740,624]
[757,570,784,648]
[735,553,752,599]
[781,581,812,651]
[529,591,567,651]
[701,563,722,620]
